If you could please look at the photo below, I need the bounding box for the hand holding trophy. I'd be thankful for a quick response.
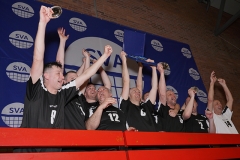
[191,86,199,93]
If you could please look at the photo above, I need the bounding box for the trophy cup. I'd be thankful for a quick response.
[51,6,62,19]
[160,62,170,70]
[191,86,199,93]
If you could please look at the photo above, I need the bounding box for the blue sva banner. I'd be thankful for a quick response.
[0,0,207,127]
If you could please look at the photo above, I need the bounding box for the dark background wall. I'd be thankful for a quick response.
[39,0,240,131]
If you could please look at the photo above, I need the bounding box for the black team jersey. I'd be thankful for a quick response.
[21,76,78,129]
[64,93,100,129]
[184,114,209,133]
[120,98,157,132]
[157,103,184,132]
[64,93,87,129]
[87,104,126,131]
[15,77,78,152]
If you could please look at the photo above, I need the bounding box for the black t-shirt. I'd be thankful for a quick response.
[157,103,184,132]
[85,99,99,119]
[64,93,87,129]
[87,104,126,131]
[184,114,209,133]
[21,76,78,129]
[120,99,157,132]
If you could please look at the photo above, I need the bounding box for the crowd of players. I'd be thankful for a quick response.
[16,6,238,152]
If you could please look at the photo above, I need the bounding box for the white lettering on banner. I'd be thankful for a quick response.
[69,18,87,32]
[114,30,124,42]
[12,2,34,18]
[151,39,163,52]
[9,31,33,49]
[189,68,200,80]
[6,62,30,82]
[1,103,24,128]
[65,37,138,76]
[181,47,192,58]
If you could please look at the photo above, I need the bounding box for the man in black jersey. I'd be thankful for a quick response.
[17,6,113,152]
[181,88,215,133]
[64,49,91,130]
[156,63,183,132]
[119,51,158,132]
[84,59,112,116]
[85,86,126,131]
[64,56,111,130]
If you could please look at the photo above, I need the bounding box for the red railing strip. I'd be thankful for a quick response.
[0,151,127,160]
[124,131,240,146]
[127,147,240,160]
[0,128,124,147]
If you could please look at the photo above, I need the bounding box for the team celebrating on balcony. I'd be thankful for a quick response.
[20,5,238,140]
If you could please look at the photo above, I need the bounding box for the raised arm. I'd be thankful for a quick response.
[79,49,91,92]
[207,71,217,111]
[120,51,130,100]
[157,62,166,106]
[85,97,117,130]
[182,89,196,120]
[205,110,216,133]
[56,27,69,66]
[75,45,112,89]
[31,6,53,84]
[77,49,90,77]
[146,60,158,104]
[136,62,143,100]
[218,79,233,111]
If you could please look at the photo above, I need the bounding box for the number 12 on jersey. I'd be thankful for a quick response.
[108,113,120,122]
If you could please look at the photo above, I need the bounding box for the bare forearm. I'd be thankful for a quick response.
[207,83,214,111]
[56,40,67,65]
[121,60,130,100]
[182,98,194,120]
[34,22,47,61]
[136,66,143,95]
[85,108,103,130]
[158,72,166,104]
[149,67,157,104]
[100,67,111,89]
[208,118,216,133]
[222,84,233,103]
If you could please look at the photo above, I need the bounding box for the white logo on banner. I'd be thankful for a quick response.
[12,2,34,18]
[151,40,163,52]
[114,30,124,42]
[69,18,87,32]
[181,47,192,58]
[1,103,24,128]
[166,85,178,99]
[6,62,30,82]
[9,31,33,49]
[197,90,207,103]
[189,68,200,80]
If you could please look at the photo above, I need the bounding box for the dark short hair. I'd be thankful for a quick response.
[64,70,77,78]
[43,61,62,73]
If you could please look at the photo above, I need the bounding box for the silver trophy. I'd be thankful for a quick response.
[191,86,199,93]
[51,6,62,19]
[160,62,170,70]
